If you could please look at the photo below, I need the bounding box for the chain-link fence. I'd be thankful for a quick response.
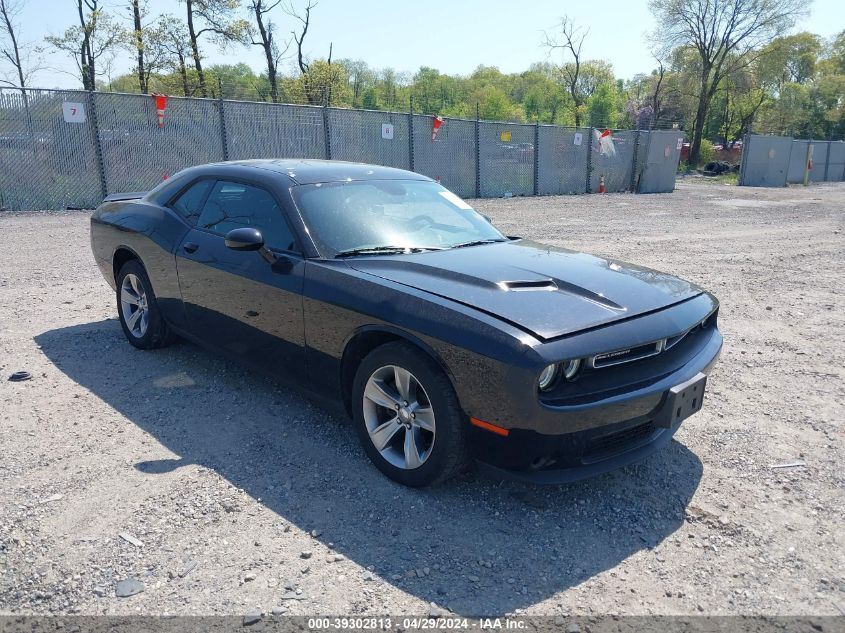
[740,134,845,187]
[636,130,686,194]
[0,87,684,211]
[225,101,325,162]
[96,92,225,193]
[590,129,638,193]
[537,126,590,195]
[0,89,101,210]
[410,114,476,199]
[478,121,535,197]
[328,108,411,170]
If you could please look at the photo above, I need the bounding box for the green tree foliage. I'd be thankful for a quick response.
[46,0,125,90]
[35,2,842,144]
[649,0,806,165]
[587,82,619,128]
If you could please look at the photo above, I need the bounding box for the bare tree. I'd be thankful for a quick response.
[286,0,333,104]
[287,0,314,76]
[159,16,193,95]
[0,0,40,91]
[248,0,290,102]
[182,0,248,97]
[543,16,589,126]
[126,0,172,93]
[128,0,147,92]
[46,0,123,90]
[650,0,806,165]
[651,54,666,127]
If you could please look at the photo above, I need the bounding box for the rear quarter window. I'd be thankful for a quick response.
[170,180,213,225]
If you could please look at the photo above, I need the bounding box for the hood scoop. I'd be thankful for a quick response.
[500,276,626,311]
[497,279,558,291]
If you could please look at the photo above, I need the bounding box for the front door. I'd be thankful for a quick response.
[175,179,306,381]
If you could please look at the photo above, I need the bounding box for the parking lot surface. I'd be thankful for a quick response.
[1,181,843,616]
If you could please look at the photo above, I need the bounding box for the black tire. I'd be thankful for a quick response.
[351,341,470,487]
[115,259,176,350]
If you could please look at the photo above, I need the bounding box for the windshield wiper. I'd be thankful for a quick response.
[450,239,507,249]
[335,245,445,258]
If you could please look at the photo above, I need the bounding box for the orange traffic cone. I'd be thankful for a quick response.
[598,175,606,193]
[154,94,167,128]
[431,115,443,142]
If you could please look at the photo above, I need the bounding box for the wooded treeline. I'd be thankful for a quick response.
[1,0,843,165]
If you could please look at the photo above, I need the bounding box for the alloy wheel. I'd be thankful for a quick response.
[120,273,149,338]
[362,365,436,469]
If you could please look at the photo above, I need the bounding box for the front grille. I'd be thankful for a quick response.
[591,341,662,368]
[581,421,657,464]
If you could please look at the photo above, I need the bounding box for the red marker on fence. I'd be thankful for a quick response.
[431,115,443,142]
[154,94,168,128]
[598,175,606,193]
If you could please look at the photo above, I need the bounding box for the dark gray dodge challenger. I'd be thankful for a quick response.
[90,159,722,487]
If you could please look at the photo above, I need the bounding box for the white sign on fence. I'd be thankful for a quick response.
[676,138,683,150]
[381,123,394,140]
[573,132,582,146]
[62,102,86,123]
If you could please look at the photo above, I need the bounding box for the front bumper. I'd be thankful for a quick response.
[474,398,689,484]
[469,330,722,484]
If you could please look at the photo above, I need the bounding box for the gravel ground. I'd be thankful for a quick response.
[0,181,843,618]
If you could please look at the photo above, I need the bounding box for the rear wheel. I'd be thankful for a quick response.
[116,259,175,350]
[352,342,469,487]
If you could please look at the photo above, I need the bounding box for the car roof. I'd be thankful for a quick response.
[207,159,433,185]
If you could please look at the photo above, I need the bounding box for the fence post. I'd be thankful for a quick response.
[839,142,845,182]
[738,133,750,186]
[785,138,795,185]
[803,142,813,186]
[217,83,229,161]
[474,103,481,198]
[823,140,831,182]
[630,130,641,193]
[585,127,593,193]
[87,90,108,200]
[408,96,415,173]
[533,120,540,196]
[323,93,332,160]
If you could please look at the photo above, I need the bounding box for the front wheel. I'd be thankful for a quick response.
[116,259,175,350]
[352,342,469,487]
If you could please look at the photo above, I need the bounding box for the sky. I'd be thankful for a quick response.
[8,0,845,89]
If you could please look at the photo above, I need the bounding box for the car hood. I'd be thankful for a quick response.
[346,240,702,340]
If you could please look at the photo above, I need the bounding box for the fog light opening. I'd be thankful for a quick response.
[529,455,556,470]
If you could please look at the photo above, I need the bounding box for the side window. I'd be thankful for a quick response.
[170,179,213,224]
[196,180,298,252]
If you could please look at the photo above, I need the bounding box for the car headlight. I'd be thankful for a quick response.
[562,358,581,380]
[537,364,558,391]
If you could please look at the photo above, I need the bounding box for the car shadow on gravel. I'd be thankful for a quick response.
[36,319,704,616]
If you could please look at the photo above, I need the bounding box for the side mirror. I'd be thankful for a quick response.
[225,227,264,251]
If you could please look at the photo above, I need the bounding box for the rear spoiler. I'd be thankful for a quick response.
[102,191,147,202]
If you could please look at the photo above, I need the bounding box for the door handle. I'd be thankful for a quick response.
[183,242,199,254]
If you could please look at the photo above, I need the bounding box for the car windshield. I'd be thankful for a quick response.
[291,180,506,257]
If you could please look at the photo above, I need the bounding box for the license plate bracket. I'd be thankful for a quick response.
[655,372,707,428]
